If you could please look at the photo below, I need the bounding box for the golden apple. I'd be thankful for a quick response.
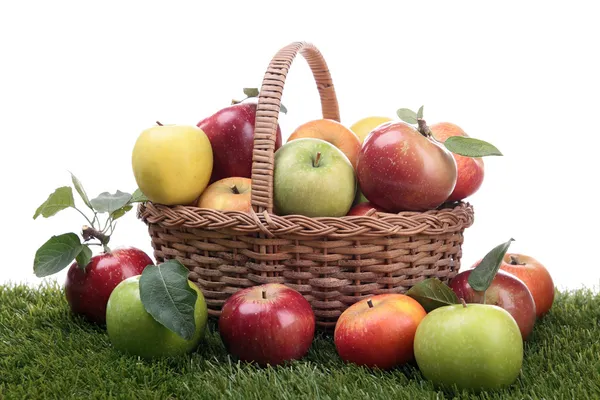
[197,177,251,212]
[350,116,393,143]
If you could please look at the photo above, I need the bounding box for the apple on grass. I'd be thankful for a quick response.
[218,283,315,367]
[499,253,555,318]
[197,177,251,212]
[449,269,536,340]
[414,302,523,391]
[273,138,356,217]
[334,294,426,369]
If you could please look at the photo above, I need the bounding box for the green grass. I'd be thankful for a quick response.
[1,283,599,400]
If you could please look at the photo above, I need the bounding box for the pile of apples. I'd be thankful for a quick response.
[131,93,486,218]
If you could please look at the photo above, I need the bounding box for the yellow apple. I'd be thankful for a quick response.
[132,124,213,205]
[350,116,393,143]
[197,177,252,212]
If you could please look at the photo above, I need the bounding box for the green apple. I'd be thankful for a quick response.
[413,303,523,391]
[106,275,208,359]
[273,138,356,217]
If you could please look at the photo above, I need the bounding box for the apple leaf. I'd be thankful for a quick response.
[75,244,93,270]
[139,260,197,340]
[130,188,148,203]
[443,136,503,157]
[243,87,260,98]
[33,233,83,277]
[90,190,132,214]
[397,108,418,124]
[279,103,288,114]
[406,278,460,312]
[33,187,75,219]
[468,238,515,292]
[70,172,93,210]
[110,204,133,221]
[417,105,424,119]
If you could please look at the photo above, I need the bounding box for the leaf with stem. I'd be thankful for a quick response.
[70,172,93,210]
[468,238,515,302]
[33,187,75,219]
[406,278,460,312]
[90,191,132,214]
[417,105,424,119]
[443,136,503,157]
[75,244,93,269]
[130,189,148,203]
[397,108,418,124]
[33,233,83,277]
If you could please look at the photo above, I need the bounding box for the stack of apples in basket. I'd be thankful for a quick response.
[32,88,555,393]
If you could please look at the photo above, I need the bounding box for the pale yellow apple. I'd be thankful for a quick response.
[350,116,393,143]
[197,177,252,212]
[132,124,213,205]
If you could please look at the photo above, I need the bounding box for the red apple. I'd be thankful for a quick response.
[499,253,555,318]
[346,202,385,216]
[218,283,315,366]
[430,122,485,202]
[197,177,251,212]
[449,269,536,340]
[356,121,457,212]
[65,247,154,324]
[334,294,427,369]
[197,101,283,184]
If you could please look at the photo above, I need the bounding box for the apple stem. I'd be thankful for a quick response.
[417,118,432,138]
[82,225,110,246]
[262,290,267,300]
[156,121,163,126]
[231,185,240,195]
[460,298,467,308]
[367,299,374,308]
[509,255,525,265]
[313,152,322,168]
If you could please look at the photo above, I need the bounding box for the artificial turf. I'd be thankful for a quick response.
[1,282,599,400]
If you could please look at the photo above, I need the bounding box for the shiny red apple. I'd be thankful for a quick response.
[197,101,283,183]
[356,121,457,212]
[499,253,555,318]
[449,269,536,340]
[218,283,315,366]
[346,202,386,216]
[430,122,485,202]
[65,247,154,324]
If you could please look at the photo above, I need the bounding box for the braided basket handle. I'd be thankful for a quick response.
[250,42,340,214]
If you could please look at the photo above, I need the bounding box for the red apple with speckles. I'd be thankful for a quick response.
[449,269,536,340]
[346,202,386,216]
[430,122,485,202]
[65,247,153,324]
[197,101,283,184]
[218,283,315,366]
[499,253,555,318]
[356,121,457,212]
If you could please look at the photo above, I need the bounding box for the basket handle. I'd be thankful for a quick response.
[250,42,340,214]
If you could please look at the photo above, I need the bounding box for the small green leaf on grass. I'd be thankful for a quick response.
[139,260,197,340]
[406,277,460,312]
[33,233,83,277]
[417,105,424,119]
[33,187,75,219]
[397,108,418,124]
[468,238,515,292]
[75,244,93,269]
[90,191,132,214]
[130,188,148,203]
[444,136,503,157]
[70,172,93,210]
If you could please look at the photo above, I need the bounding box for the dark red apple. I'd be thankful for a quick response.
[430,122,485,202]
[346,202,386,216]
[449,269,536,340]
[218,283,315,367]
[197,101,283,183]
[356,121,457,212]
[65,247,153,324]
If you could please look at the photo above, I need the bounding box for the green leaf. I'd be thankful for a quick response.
[417,105,424,119]
[75,244,93,269]
[468,238,515,292]
[129,188,149,203]
[90,190,132,213]
[33,187,75,219]
[396,108,418,124]
[406,278,460,312]
[139,260,197,340]
[444,136,503,157]
[33,233,83,277]
[70,172,93,210]
[110,204,133,221]
[243,88,259,98]
[280,103,288,114]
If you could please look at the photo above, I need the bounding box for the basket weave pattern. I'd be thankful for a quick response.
[138,42,475,329]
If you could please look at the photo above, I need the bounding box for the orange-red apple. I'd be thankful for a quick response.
[334,294,426,369]
[197,177,251,212]
[430,122,485,202]
[499,253,555,318]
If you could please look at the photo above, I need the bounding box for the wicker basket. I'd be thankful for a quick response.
[137,41,475,329]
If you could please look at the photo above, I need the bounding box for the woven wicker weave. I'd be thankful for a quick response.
[138,41,475,329]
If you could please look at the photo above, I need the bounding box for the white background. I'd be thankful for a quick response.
[1,1,599,291]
